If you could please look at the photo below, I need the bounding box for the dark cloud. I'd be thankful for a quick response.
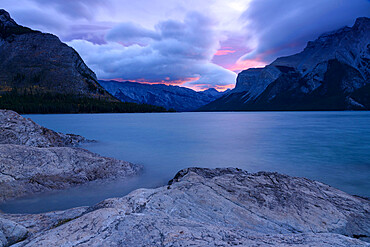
[241,0,370,63]
[2,0,114,44]
[30,0,109,20]
[106,22,160,45]
[9,8,64,35]
[63,24,112,45]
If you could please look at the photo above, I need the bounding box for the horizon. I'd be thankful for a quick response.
[0,0,369,91]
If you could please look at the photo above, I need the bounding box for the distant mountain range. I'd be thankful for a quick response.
[99,80,229,111]
[201,17,370,111]
[0,9,166,113]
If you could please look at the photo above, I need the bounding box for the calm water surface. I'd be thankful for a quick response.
[1,112,369,213]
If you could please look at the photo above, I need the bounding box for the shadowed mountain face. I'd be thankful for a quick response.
[0,9,114,100]
[201,17,370,111]
[99,80,229,111]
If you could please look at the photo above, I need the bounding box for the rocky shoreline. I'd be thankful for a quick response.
[0,110,369,246]
[0,168,369,246]
[0,109,144,246]
[0,110,143,203]
[0,110,88,148]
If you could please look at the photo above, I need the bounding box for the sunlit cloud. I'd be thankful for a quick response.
[214,49,236,56]
[228,59,266,73]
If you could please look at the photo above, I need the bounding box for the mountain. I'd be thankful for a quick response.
[0,9,166,113]
[201,17,370,111]
[99,80,229,111]
[0,10,112,100]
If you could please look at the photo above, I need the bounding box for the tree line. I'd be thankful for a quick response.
[0,91,172,114]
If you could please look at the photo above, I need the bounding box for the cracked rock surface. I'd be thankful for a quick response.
[0,110,87,147]
[6,168,369,246]
[0,144,142,203]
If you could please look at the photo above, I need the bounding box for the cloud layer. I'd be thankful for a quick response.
[69,12,237,90]
[0,0,369,90]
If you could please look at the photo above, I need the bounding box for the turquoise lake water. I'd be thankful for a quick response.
[1,112,369,213]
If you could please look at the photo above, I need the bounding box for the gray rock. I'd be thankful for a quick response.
[0,109,87,147]
[9,168,369,246]
[0,144,142,203]
[0,217,27,247]
[0,109,143,246]
[2,207,88,235]
[0,109,143,203]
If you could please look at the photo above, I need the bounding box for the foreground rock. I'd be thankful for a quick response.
[0,110,87,147]
[0,144,142,203]
[0,109,143,246]
[0,217,27,247]
[4,168,369,246]
[0,109,142,204]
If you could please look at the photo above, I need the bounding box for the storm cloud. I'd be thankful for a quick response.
[69,12,236,90]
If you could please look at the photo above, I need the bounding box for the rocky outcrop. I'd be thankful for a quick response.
[0,217,28,247]
[5,168,369,246]
[0,144,142,203]
[99,80,229,111]
[201,17,370,111]
[0,10,114,101]
[0,109,143,246]
[0,110,86,147]
[0,109,143,202]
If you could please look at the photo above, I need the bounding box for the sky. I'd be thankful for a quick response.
[1,0,369,91]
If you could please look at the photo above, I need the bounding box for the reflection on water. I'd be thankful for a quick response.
[1,111,369,213]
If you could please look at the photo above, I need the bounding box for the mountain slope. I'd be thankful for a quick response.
[0,9,167,113]
[201,17,370,111]
[0,9,112,100]
[99,80,228,111]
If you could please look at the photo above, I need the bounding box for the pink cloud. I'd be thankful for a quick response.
[214,49,236,56]
[102,76,201,87]
[189,83,235,92]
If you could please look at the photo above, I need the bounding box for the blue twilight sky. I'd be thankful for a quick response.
[1,0,369,91]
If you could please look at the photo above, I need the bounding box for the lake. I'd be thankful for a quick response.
[1,111,369,213]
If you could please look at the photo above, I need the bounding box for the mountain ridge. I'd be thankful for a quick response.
[201,17,370,111]
[0,9,113,100]
[99,80,229,111]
